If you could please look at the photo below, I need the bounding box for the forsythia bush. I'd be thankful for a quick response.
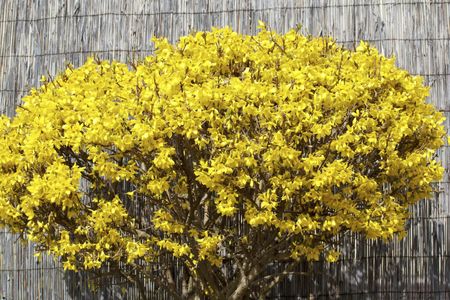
[0,23,445,299]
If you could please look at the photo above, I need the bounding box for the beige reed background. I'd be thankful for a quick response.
[0,0,449,299]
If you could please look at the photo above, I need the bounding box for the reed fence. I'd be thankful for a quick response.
[0,0,449,299]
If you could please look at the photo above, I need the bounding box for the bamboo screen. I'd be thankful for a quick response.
[0,0,449,299]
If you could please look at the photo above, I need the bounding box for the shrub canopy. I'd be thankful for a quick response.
[0,24,445,298]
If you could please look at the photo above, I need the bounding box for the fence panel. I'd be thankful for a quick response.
[0,0,449,299]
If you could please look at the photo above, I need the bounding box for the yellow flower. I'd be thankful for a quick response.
[0,24,445,295]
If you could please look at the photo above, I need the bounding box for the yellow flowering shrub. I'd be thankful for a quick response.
[0,22,445,298]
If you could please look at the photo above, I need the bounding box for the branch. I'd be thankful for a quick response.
[252,262,303,299]
[136,264,183,300]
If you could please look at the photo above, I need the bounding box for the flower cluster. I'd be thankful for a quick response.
[0,23,445,297]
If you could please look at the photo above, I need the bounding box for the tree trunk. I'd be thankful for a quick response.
[229,276,249,300]
[229,267,258,300]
